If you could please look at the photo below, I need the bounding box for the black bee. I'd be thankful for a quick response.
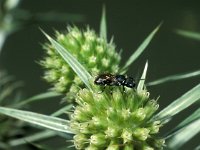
[94,73,136,91]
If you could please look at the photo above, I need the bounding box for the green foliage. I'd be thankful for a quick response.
[9,130,56,147]
[137,61,148,92]
[167,119,200,149]
[0,71,70,148]
[166,108,200,138]
[0,0,85,55]
[0,7,199,150]
[14,91,61,108]
[0,106,73,134]
[0,71,25,149]
[176,29,200,41]
[147,69,200,86]
[152,83,200,123]
[100,5,107,41]
[120,23,162,74]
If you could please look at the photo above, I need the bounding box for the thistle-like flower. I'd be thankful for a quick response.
[41,26,121,99]
[70,85,165,150]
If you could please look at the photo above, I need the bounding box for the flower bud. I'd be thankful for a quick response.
[107,144,119,150]
[148,121,162,134]
[133,128,150,141]
[105,127,120,138]
[142,145,154,150]
[90,133,107,146]
[121,129,133,143]
[74,134,88,149]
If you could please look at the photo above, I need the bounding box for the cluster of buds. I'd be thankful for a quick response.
[41,26,121,100]
[70,86,165,149]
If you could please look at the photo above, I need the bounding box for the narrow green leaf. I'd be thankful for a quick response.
[9,129,71,147]
[165,108,200,138]
[0,142,7,149]
[0,29,8,54]
[167,119,200,149]
[120,23,162,73]
[0,81,23,102]
[0,106,73,134]
[137,61,148,92]
[176,29,200,41]
[41,30,92,90]
[147,69,200,86]
[5,0,21,10]
[100,5,107,41]
[13,91,61,108]
[0,74,14,87]
[194,145,200,150]
[152,83,200,122]
[9,130,56,146]
[51,104,73,117]
[25,142,51,150]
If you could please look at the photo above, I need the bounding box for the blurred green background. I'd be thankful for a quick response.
[0,0,200,149]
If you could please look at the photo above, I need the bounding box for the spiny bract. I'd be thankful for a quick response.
[70,87,165,150]
[41,26,121,100]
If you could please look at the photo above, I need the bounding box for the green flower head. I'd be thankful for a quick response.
[41,26,121,100]
[70,85,165,150]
